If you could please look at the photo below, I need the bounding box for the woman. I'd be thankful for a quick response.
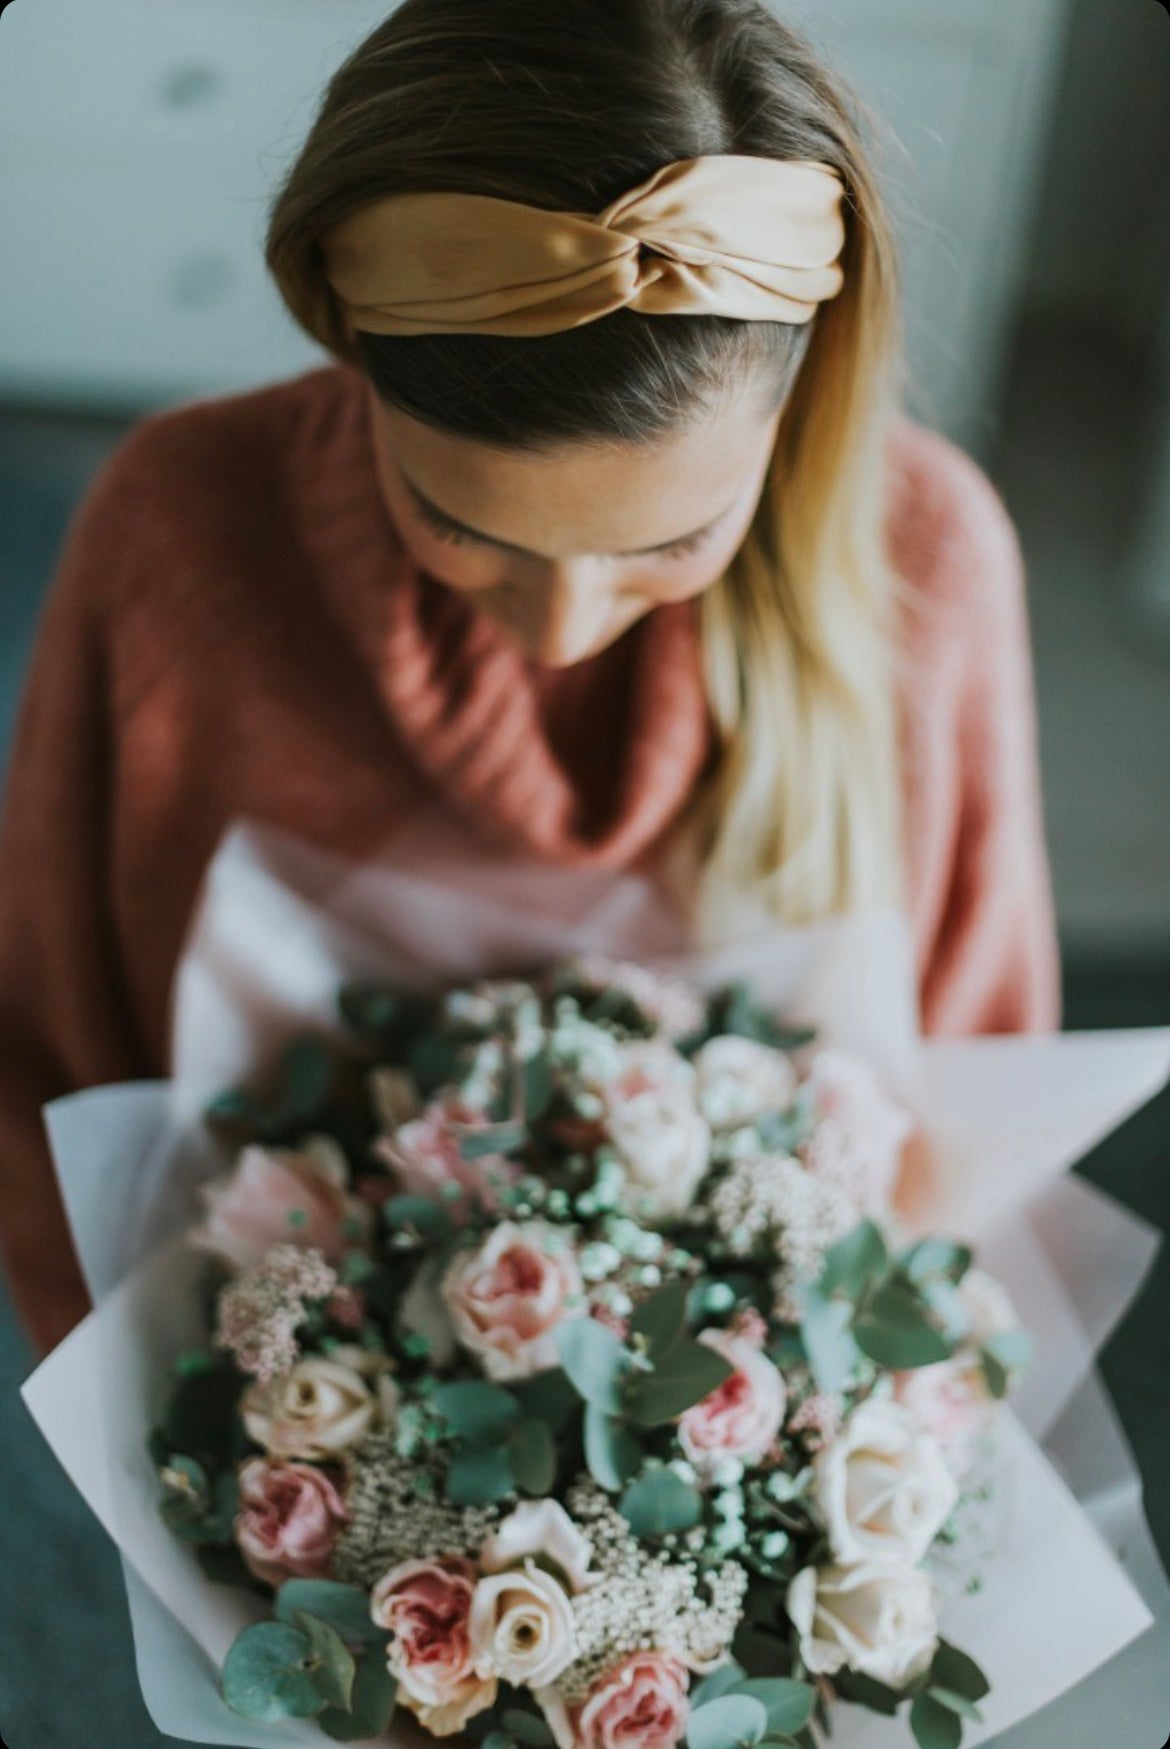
[0,0,1060,1361]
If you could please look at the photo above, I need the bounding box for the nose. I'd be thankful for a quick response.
[524,559,611,667]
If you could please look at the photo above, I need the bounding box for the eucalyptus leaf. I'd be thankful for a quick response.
[338,984,402,1038]
[799,1290,858,1394]
[433,1381,523,1444]
[163,1364,243,1468]
[276,1580,387,1648]
[584,1404,643,1491]
[221,1622,327,1722]
[292,1611,356,1711]
[319,1656,397,1741]
[514,1368,581,1433]
[691,1664,747,1708]
[524,1052,556,1121]
[383,1194,451,1237]
[901,1237,973,1287]
[629,1278,690,1360]
[909,1694,962,1749]
[979,1348,1009,1400]
[687,1694,768,1749]
[458,1120,528,1160]
[731,1681,816,1736]
[626,1338,733,1426]
[817,1221,888,1303]
[556,1317,633,1414]
[509,1416,557,1494]
[853,1284,952,1369]
[927,1687,983,1722]
[619,1467,702,1537]
[930,1640,990,1701]
[447,1442,516,1506]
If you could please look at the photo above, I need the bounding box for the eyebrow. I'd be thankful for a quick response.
[398,466,733,557]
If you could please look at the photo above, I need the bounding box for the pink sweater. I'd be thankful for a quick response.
[0,362,1061,1360]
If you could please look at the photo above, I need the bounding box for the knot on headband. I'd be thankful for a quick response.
[321,154,848,338]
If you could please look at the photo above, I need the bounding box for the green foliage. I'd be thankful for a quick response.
[556,1317,633,1414]
[162,1362,244,1469]
[291,1610,356,1711]
[221,1621,330,1722]
[275,1580,387,1649]
[503,1707,556,1745]
[687,1693,769,1749]
[853,1278,954,1369]
[509,1416,557,1494]
[206,1035,336,1142]
[383,1194,453,1238]
[433,1381,523,1444]
[447,1443,517,1506]
[900,1237,973,1287]
[930,1641,990,1702]
[319,1656,397,1741]
[818,1221,888,1302]
[798,1290,858,1395]
[338,984,406,1040]
[458,1120,529,1160]
[629,1278,689,1360]
[157,1457,238,1545]
[909,1694,962,1749]
[619,1467,702,1536]
[513,1368,580,1433]
[584,1404,643,1491]
[625,1338,733,1426]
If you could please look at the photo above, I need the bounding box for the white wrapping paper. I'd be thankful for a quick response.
[20,816,1170,1748]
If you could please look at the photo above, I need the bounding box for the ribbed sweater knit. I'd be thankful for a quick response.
[0,362,1062,1362]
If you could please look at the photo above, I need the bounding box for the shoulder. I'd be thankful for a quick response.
[71,362,363,542]
[883,413,1028,675]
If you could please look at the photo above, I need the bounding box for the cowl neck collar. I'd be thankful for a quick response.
[301,366,714,869]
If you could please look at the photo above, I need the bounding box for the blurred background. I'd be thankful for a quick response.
[0,0,1168,1744]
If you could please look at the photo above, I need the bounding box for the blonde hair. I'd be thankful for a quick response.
[265,0,909,938]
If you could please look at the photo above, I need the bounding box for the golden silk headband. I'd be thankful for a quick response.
[320,154,848,338]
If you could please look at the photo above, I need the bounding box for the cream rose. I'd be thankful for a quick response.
[241,1344,398,1460]
[693,1036,797,1131]
[813,1397,958,1567]
[677,1327,786,1475]
[372,1555,497,1736]
[787,1560,938,1688]
[469,1558,577,1688]
[594,1041,710,1219]
[480,1500,594,1593]
[441,1221,584,1381]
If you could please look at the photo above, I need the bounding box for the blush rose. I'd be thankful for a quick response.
[234,1457,349,1587]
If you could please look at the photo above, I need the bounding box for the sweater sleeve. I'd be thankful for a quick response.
[0,453,152,1364]
[916,457,1063,1037]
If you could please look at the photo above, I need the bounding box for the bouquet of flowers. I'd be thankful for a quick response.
[20,819,1170,1749]
[152,955,1031,1749]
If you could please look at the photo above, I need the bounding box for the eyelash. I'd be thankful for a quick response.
[414,500,711,561]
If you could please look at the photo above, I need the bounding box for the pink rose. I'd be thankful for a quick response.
[371,1556,497,1735]
[677,1327,787,1475]
[543,1652,691,1749]
[234,1457,349,1587]
[191,1140,370,1270]
[373,1095,517,1219]
[893,1360,995,1478]
[801,1050,914,1217]
[441,1221,584,1381]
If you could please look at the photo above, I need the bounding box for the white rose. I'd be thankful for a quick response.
[597,1041,710,1219]
[241,1345,398,1460]
[693,1036,797,1131]
[480,1500,594,1593]
[469,1559,577,1687]
[814,1398,958,1567]
[787,1560,938,1688]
